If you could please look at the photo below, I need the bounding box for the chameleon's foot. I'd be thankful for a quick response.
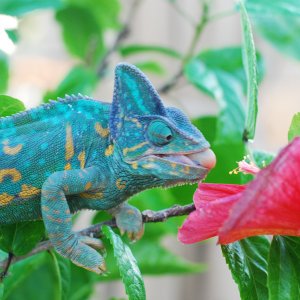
[55,234,106,274]
[115,205,144,241]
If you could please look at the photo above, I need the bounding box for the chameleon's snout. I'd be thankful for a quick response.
[187,148,216,170]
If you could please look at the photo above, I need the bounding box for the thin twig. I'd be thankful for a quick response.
[0,204,195,268]
[0,253,13,281]
[158,1,210,94]
[96,0,142,78]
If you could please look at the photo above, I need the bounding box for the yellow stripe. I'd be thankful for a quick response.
[95,122,109,138]
[123,142,148,156]
[65,123,74,160]
[19,184,40,198]
[0,193,14,205]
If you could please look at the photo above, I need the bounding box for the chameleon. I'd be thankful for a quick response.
[0,63,216,273]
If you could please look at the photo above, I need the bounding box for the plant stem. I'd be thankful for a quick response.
[0,203,195,268]
[96,0,142,78]
[158,2,209,94]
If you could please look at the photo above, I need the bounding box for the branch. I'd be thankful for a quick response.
[0,203,195,268]
[158,1,209,94]
[96,0,142,78]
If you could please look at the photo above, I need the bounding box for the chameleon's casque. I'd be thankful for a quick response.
[0,63,215,273]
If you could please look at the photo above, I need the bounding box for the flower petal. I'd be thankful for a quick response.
[179,183,245,244]
[219,137,300,244]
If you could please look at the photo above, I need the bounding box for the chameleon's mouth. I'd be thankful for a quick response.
[154,148,216,170]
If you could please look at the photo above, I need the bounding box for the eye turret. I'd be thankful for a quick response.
[147,120,173,146]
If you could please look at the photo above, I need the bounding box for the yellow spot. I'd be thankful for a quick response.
[0,168,22,182]
[183,166,190,174]
[116,179,126,190]
[123,142,148,156]
[64,163,72,170]
[105,144,114,156]
[78,151,86,169]
[85,182,92,191]
[124,116,142,128]
[171,162,177,169]
[65,123,74,160]
[131,162,138,169]
[0,193,14,205]
[95,122,109,138]
[80,191,104,199]
[19,184,40,198]
[3,141,23,155]
[142,164,154,169]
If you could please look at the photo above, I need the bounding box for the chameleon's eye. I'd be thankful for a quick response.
[147,120,173,146]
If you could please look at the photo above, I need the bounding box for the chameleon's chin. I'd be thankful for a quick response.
[133,148,216,182]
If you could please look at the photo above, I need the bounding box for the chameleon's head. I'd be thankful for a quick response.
[109,63,216,186]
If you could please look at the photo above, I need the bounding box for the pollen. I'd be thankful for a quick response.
[229,156,260,175]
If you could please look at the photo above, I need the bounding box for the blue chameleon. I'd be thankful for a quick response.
[0,63,216,273]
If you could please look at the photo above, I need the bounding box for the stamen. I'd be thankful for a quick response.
[229,155,260,175]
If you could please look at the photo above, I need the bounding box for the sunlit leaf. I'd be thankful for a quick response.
[0,95,25,117]
[102,226,146,300]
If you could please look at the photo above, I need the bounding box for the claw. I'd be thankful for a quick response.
[119,228,125,236]
[99,262,107,273]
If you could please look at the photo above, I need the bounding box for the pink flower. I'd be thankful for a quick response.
[178,137,300,245]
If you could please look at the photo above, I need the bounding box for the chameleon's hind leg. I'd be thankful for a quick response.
[41,167,106,274]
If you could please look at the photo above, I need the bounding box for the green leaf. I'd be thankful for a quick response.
[102,226,146,300]
[43,65,98,102]
[245,0,300,60]
[131,240,204,275]
[245,0,300,17]
[253,150,275,168]
[239,1,258,141]
[66,0,120,29]
[0,53,9,94]
[56,6,105,64]
[49,252,71,300]
[0,0,62,16]
[0,95,25,117]
[0,221,45,256]
[185,48,246,143]
[3,253,48,299]
[222,236,270,300]
[268,236,300,300]
[288,112,300,141]
[119,44,182,59]
[134,61,166,75]
[67,264,96,300]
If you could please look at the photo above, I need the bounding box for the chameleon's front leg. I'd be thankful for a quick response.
[41,167,106,274]
[109,202,144,241]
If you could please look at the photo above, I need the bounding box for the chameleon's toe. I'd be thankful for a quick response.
[80,236,104,250]
[99,262,107,273]
[115,206,144,241]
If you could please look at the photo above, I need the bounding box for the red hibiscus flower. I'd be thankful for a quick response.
[178,137,300,245]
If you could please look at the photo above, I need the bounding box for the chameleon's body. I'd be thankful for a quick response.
[0,64,215,273]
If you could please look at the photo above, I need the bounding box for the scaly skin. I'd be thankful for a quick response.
[0,63,215,274]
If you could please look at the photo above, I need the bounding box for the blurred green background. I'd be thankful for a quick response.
[0,0,299,299]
